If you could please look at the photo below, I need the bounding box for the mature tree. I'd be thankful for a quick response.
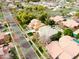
[25,6,33,11]
[17,10,36,25]
[39,11,48,23]
[50,31,62,41]
[25,5,46,12]
[45,19,55,26]
[26,13,36,24]
[63,28,73,36]
[16,5,48,25]
[36,5,46,11]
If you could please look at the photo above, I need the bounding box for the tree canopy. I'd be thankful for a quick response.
[16,5,48,26]
[63,28,73,37]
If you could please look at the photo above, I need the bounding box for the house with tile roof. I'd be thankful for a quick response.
[61,20,79,30]
[46,36,79,59]
[49,16,64,23]
[37,25,62,44]
[28,19,45,30]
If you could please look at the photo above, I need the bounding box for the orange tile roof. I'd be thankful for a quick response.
[59,52,73,59]
[46,41,63,59]
[46,36,79,59]
[50,16,64,22]
[62,20,79,28]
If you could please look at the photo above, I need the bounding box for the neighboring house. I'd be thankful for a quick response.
[59,36,74,49]
[49,16,64,23]
[61,20,79,30]
[46,36,79,59]
[37,25,62,44]
[28,19,45,30]
[59,52,73,59]
[46,41,63,59]
[59,36,79,58]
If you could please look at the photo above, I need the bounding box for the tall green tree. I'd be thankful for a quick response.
[39,11,48,23]
[45,19,55,26]
[63,28,73,36]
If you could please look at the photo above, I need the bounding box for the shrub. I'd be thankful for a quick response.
[45,20,55,26]
[9,48,19,59]
[50,31,62,41]
[63,28,73,36]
